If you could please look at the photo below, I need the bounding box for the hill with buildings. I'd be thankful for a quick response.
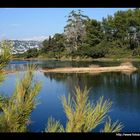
[8,40,42,54]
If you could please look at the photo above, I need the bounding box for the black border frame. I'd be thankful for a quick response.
[0,0,140,139]
[0,0,139,7]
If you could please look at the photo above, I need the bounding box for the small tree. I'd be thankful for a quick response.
[25,48,39,58]
[0,40,12,84]
[45,86,123,132]
[84,19,104,47]
[0,65,42,132]
[0,40,12,70]
[0,41,42,132]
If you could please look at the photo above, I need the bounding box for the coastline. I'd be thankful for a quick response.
[11,57,140,62]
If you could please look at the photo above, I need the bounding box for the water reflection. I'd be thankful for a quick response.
[43,71,140,111]
[5,60,122,71]
[1,60,140,132]
[42,70,140,132]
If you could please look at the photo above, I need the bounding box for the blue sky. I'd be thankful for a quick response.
[0,8,132,41]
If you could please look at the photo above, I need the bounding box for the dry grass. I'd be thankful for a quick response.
[40,62,137,74]
[120,62,133,67]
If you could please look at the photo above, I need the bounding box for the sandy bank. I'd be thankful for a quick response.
[40,62,138,74]
[3,70,19,74]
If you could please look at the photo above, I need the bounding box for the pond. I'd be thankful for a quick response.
[1,60,140,132]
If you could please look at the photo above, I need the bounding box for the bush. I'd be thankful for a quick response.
[107,47,132,58]
[0,65,41,132]
[83,41,109,58]
[132,47,140,56]
[45,86,123,132]
[25,48,39,58]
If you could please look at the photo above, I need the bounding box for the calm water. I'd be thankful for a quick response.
[1,60,140,132]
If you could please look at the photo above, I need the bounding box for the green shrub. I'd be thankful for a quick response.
[0,65,41,132]
[25,48,39,58]
[132,47,140,56]
[45,86,123,132]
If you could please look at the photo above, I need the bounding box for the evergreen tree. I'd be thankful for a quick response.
[64,10,89,52]
[0,40,42,132]
[84,19,104,47]
[45,86,123,132]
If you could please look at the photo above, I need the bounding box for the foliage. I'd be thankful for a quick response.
[25,48,39,58]
[42,36,52,52]
[42,33,66,59]
[101,117,123,132]
[0,65,41,132]
[76,40,109,58]
[84,19,104,47]
[45,117,65,132]
[14,8,140,59]
[132,47,140,56]
[102,9,140,50]
[0,72,4,85]
[0,40,42,132]
[0,40,12,84]
[107,47,132,58]
[86,41,109,58]
[0,40,12,70]
[64,10,89,51]
[46,86,123,132]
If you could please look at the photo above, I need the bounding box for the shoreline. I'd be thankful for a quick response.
[11,57,140,62]
[4,62,138,75]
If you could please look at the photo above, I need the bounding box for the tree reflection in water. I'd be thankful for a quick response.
[43,71,140,112]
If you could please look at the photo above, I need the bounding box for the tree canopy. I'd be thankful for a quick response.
[41,8,140,59]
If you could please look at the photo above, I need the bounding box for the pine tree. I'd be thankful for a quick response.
[0,40,12,84]
[0,40,42,132]
[45,86,123,132]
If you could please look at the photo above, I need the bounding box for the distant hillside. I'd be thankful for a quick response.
[8,40,43,54]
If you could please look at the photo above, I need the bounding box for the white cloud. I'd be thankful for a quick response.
[18,35,49,41]
[3,8,12,10]
[0,33,8,41]
[0,35,50,41]
[3,8,11,10]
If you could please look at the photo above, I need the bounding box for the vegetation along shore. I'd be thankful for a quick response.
[11,8,140,62]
